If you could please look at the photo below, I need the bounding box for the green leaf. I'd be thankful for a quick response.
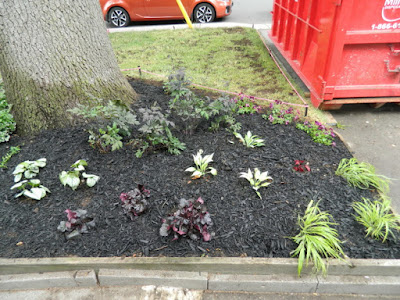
[24,188,46,200]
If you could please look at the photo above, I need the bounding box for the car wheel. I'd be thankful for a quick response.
[109,7,130,27]
[193,3,215,23]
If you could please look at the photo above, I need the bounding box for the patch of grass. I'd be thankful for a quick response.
[109,28,329,122]
[353,196,400,242]
[291,200,345,277]
[335,158,391,194]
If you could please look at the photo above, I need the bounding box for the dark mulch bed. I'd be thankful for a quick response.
[1,79,399,259]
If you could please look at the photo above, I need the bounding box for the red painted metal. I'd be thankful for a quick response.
[269,0,400,109]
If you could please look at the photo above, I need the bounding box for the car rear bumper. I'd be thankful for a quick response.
[215,1,233,18]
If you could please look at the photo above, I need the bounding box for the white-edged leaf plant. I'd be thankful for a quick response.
[185,149,217,179]
[12,158,47,182]
[59,159,99,190]
[233,131,265,148]
[11,179,50,201]
[240,168,273,199]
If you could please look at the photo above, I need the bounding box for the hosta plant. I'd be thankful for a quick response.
[57,209,95,240]
[335,158,390,193]
[240,168,273,199]
[185,149,217,179]
[293,160,311,173]
[291,200,345,276]
[11,179,50,201]
[59,159,99,190]
[12,158,47,182]
[160,197,213,242]
[233,131,265,148]
[120,185,150,220]
[353,196,400,242]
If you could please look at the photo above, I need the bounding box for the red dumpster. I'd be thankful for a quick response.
[269,0,400,110]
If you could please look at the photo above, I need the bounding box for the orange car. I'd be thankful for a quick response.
[99,0,233,27]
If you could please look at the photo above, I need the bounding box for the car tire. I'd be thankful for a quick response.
[193,3,215,23]
[109,7,130,27]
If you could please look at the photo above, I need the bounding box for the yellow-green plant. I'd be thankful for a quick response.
[185,149,217,179]
[353,196,400,242]
[233,131,265,148]
[291,200,345,276]
[239,168,272,199]
[335,158,390,194]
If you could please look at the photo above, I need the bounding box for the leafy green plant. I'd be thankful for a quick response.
[291,200,345,276]
[263,100,300,125]
[239,168,272,199]
[234,94,262,115]
[335,158,390,193]
[57,209,95,240]
[163,69,193,102]
[0,80,16,143]
[296,121,336,146]
[88,122,123,152]
[59,160,99,190]
[0,146,20,169]
[10,179,50,201]
[353,196,400,242]
[136,103,185,157]
[185,149,217,179]
[12,158,47,182]
[233,131,265,148]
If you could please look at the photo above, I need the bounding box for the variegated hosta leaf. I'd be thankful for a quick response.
[209,168,217,176]
[82,172,100,187]
[185,167,196,172]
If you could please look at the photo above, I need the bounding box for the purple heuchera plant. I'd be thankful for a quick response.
[160,197,213,242]
[120,184,150,220]
[57,209,95,240]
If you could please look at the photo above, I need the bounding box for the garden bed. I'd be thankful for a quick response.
[0,79,399,259]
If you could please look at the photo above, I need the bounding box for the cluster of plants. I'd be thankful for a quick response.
[262,100,336,146]
[0,80,16,143]
[10,158,50,200]
[59,159,100,190]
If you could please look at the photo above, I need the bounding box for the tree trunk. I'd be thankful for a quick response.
[0,0,137,135]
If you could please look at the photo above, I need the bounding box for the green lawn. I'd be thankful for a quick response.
[109,27,327,121]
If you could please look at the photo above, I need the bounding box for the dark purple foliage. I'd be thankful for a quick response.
[160,197,213,242]
[120,184,150,220]
[57,209,95,239]
[293,160,311,173]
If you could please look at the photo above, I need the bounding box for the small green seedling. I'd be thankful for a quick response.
[233,131,265,148]
[12,158,47,182]
[185,149,217,179]
[240,168,272,199]
[0,146,20,169]
[11,179,50,200]
[59,159,99,190]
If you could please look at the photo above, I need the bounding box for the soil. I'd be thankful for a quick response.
[1,79,399,259]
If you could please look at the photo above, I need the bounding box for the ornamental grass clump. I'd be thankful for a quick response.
[160,197,213,242]
[353,196,400,242]
[239,168,272,199]
[335,158,390,194]
[291,200,345,277]
[185,149,217,179]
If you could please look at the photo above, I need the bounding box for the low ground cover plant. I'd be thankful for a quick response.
[335,158,390,193]
[296,121,336,146]
[235,95,262,115]
[233,131,265,148]
[291,200,345,276]
[185,149,217,179]
[240,168,273,199]
[0,81,16,143]
[120,185,150,220]
[263,100,300,125]
[57,209,95,240]
[0,146,20,169]
[59,159,99,190]
[353,196,400,242]
[11,179,50,201]
[160,197,213,242]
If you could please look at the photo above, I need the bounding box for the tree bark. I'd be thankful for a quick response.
[0,0,137,135]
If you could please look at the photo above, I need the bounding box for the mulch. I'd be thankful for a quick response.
[0,78,399,259]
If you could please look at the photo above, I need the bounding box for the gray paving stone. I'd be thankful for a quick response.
[98,269,208,290]
[208,274,317,293]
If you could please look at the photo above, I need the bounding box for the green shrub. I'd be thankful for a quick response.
[291,200,345,276]
[353,196,400,242]
[335,158,390,194]
[0,81,16,143]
